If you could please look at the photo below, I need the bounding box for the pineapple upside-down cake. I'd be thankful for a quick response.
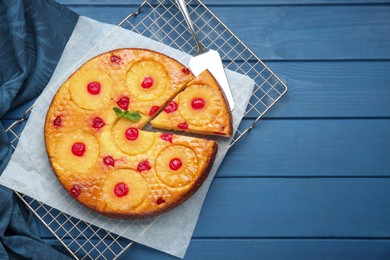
[44,48,232,219]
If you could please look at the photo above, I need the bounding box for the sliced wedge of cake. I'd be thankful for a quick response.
[151,70,233,137]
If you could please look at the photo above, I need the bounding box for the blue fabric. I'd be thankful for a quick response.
[0,0,79,258]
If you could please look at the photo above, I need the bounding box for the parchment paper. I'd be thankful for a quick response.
[0,16,254,258]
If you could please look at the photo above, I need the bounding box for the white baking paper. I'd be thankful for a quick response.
[0,16,254,258]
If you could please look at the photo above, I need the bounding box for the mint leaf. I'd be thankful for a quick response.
[113,107,124,118]
[113,107,141,122]
[124,111,142,122]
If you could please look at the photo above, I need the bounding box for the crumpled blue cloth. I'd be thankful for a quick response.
[0,0,78,258]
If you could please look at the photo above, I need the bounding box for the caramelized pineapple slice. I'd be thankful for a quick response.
[53,131,99,173]
[102,169,148,211]
[126,60,169,101]
[113,118,156,155]
[178,85,221,125]
[155,145,198,188]
[69,67,113,110]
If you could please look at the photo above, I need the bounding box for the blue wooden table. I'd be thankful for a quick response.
[2,0,390,258]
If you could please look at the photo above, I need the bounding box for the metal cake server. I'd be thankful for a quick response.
[175,0,235,110]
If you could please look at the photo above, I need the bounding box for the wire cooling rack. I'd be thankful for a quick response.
[4,0,287,259]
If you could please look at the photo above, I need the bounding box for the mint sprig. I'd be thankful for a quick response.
[124,110,142,121]
[113,107,141,122]
[113,107,124,118]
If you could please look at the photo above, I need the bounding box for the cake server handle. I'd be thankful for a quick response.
[175,0,208,54]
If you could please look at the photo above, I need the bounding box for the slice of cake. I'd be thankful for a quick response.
[151,69,233,137]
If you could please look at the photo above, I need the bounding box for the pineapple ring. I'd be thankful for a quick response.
[102,169,148,211]
[69,67,113,110]
[53,131,99,173]
[113,118,157,156]
[155,145,198,188]
[125,60,169,101]
[178,85,222,126]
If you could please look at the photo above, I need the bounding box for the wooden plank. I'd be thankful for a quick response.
[43,238,390,259]
[36,178,390,238]
[125,239,390,259]
[223,119,390,177]
[2,61,390,119]
[192,5,390,60]
[227,61,390,118]
[196,178,390,238]
[258,61,390,118]
[63,5,390,60]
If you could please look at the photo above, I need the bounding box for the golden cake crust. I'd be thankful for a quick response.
[44,48,221,219]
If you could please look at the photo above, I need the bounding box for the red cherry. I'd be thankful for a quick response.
[125,128,139,141]
[71,142,86,157]
[160,133,173,143]
[92,117,105,129]
[164,101,178,113]
[137,160,151,172]
[191,97,205,110]
[110,55,121,64]
[87,82,101,95]
[117,97,130,110]
[103,156,115,167]
[141,77,154,89]
[169,158,182,171]
[156,197,165,205]
[114,183,128,197]
[53,116,62,127]
[177,122,188,130]
[182,67,190,75]
[70,185,82,198]
[149,106,160,116]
